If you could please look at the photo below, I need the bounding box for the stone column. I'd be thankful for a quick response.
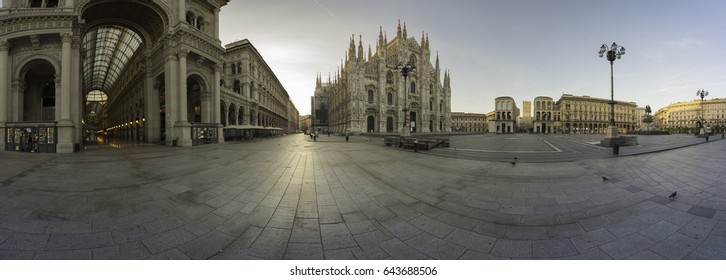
[164,51,178,146]
[178,1,186,25]
[176,49,191,146]
[144,62,158,142]
[0,40,8,151]
[57,33,74,153]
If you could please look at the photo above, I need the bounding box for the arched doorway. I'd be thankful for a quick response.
[410,111,417,133]
[367,116,375,133]
[386,117,394,132]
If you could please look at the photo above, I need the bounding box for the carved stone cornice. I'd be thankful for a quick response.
[0,40,9,52]
[178,48,189,59]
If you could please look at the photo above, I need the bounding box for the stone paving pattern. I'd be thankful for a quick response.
[0,134,725,259]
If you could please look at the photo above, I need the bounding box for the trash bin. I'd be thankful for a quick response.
[612,144,619,155]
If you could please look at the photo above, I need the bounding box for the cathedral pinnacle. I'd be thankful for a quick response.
[348,34,356,62]
[402,22,407,39]
[358,35,364,62]
[397,20,402,38]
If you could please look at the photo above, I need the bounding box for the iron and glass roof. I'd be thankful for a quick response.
[82,25,142,95]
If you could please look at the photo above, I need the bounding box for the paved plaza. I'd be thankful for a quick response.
[0,134,725,259]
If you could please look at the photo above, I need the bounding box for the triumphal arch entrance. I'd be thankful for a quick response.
[1,0,228,153]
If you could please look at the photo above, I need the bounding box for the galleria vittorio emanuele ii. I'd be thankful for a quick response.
[1,0,299,153]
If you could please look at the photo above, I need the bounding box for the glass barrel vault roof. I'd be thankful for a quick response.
[83,25,143,95]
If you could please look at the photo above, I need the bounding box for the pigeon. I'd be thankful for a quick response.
[514,157,518,161]
[602,176,609,182]
[510,162,516,165]
[669,191,677,200]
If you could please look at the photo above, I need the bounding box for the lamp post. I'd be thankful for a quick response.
[697,89,709,136]
[397,63,416,137]
[598,42,625,146]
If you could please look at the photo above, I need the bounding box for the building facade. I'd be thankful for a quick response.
[556,94,637,134]
[654,98,726,133]
[1,0,298,153]
[315,22,452,134]
[222,40,298,134]
[451,112,487,132]
[533,96,558,133]
[494,96,519,133]
[519,100,532,133]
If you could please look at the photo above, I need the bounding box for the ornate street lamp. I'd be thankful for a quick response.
[397,62,416,137]
[697,89,709,136]
[598,42,625,146]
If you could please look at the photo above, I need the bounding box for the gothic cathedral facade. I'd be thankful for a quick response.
[314,22,452,134]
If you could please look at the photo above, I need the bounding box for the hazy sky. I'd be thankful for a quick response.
[218,0,725,115]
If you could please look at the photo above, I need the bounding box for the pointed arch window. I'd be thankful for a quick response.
[367,90,374,103]
[387,91,393,105]
[410,82,416,94]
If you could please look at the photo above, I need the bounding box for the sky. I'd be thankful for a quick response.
[217,0,725,116]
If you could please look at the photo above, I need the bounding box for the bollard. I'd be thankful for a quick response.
[612,144,619,155]
[414,139,419,152]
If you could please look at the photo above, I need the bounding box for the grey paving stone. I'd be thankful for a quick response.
[147,248,191,260]
[213,226,263,259]
[379,238,426,260]
[0,232,48,250]
[248,227,291,259]
[570,228,617,253]
[93,241,151,260]
[45,232,114,250]
[379,218,422,241]
[324,247,358,260]
[285,243,324,259]
[685,235,726,259]
[625,249,666,260]
[45,220,93,234]
[490,239,532,259]
[533,238,579,258]
[605,218,649,238]
[409,215,455,238]
[33,249,93,260]
[458,249,509,260]
[0,217,48,233]
[649,232,700,259]
[678,217,717,241]
[443,228,496,253]
[406,232,466,260]
[320,223,356,250]
[112,225,150,244]
[352,230,392,259]
[142,215,185,235]
[578,215,613,232]
[638,220,681,242]
[216,212,251,236]
[178,230,236,260]
[0,250,34,260]
[141,228,197,254]
[504,225,548,240]
[318,205,344,224]
[473,222,507,238]
[599,233,656,259]
[546,223,585,238]
[342,212,377,235]
[289,218,320,243]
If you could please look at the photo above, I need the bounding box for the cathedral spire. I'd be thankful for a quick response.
[421,31,425,48]
[435,51,440,73]
[348,34,356,62]
[378,26,384,47]
[358,35,364,62]
[426,33,430,51]
[368,44,372,61]
[397,20,402,39]
[402,22,407,39]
